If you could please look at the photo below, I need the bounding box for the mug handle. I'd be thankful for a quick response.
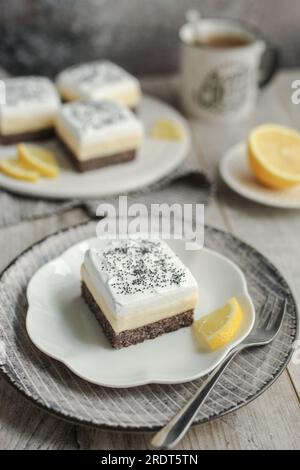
[259,42,279,88]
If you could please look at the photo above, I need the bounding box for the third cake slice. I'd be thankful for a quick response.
[0,77,59,145]
[56,60,141,110]
[81,238,198,349]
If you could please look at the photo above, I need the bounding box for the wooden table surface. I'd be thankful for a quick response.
[0,70,300,450]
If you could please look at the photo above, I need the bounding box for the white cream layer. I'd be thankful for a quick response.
[82,266,197,333]
[81,239,199,333]
[56,61,141,108]
[55,101,143,160]
[0,77,60,135]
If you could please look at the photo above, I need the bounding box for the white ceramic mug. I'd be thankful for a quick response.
[179,16,278,121]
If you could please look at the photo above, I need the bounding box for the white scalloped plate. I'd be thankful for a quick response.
[220,142,300,209]
[0,95,190,200]
[26,237,255,388]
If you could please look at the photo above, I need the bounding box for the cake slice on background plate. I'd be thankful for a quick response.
[55,100,143,172]
[81,238,199,349]
[56,61,141,110]
[0,77,60,145]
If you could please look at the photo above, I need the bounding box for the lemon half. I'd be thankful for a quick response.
[248,124,300,189]
[193,297,243,351]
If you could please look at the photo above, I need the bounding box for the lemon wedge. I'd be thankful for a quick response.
[0,158,40,182]
[248,124,300,189]
[151,119,184,141]
[17,143,59,178]
[193,297,243,351]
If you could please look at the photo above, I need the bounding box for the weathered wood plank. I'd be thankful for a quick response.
[0,378,78,450]
[272,70,300,397]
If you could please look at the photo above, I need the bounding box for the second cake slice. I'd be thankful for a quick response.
[55,100,143,172]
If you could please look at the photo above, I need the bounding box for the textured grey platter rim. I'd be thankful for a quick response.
[0,221,298,433]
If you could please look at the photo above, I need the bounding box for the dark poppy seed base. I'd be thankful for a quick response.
[57,136,136,172]
[0,128,55,145]
[81,281,194,349]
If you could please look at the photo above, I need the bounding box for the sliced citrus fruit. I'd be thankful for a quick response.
[17,143,60,178]
[193,297,243,351]
[151,119,184,140]
[0,158,40,182]
[248,124,300,189]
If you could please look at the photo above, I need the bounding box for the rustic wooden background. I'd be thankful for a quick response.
[1,0,300,76]
[0,70,300,449]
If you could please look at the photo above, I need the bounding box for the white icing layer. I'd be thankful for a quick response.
[56,61,141,108]
[82,239,199,330]
[0,77,60,135]
[81,266,197,333]
[55,100,143,160]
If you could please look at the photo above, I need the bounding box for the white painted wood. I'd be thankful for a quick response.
[0,379,78,450]
[0,71,300,450]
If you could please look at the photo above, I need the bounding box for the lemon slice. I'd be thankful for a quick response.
[151,119,184,140]
[0,158,40,182]
[17,143,60,178]
[248,124,300,189]
[193,297,243,351]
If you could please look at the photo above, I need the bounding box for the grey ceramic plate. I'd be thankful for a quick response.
[0,222,297,431]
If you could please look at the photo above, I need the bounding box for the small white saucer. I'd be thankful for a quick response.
[26,237,255,388]
[220,142,300,209]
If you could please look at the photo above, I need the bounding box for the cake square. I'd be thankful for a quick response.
[55,100,143,172]
[56,61,141,109]
[0,76,60,144]
[81,238,198,349]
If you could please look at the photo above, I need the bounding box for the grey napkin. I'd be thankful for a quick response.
[0,157,211,227]
[0,191,78,227]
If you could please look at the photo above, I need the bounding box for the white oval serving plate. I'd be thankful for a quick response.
[220,142,300,209]
[0,95,190,200]
[26,236,255,388]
